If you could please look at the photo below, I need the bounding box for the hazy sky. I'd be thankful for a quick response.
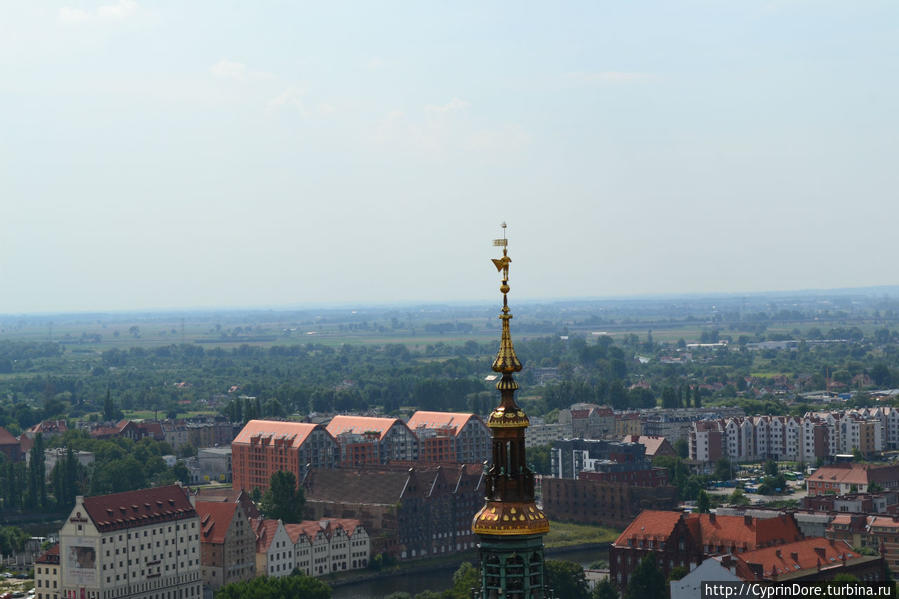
[2,1,897,313]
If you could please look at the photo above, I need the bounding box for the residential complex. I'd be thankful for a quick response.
[326,415,419,465]
[689,408,897,464]
[806,463,899,496]
[406,410,490,464]
[231,420,338,493]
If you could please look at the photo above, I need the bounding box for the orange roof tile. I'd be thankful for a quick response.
[253,518,283,553]
[0,427,19,445]
[326,415,407,441]
[407,411,480,437]
[232,420,327,449]
[739,538,859,577]
[689,514,802,550]
[195,501,239,545]
[613,510,684,546]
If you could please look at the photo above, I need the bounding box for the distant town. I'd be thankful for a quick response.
[3,290,899,597]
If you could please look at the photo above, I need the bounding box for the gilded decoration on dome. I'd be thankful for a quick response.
[472,501,550,536]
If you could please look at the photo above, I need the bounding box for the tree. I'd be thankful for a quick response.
[729,488,750,506]
[674,438,688,459]
[448,561,480,599]
[261,471,305,523]
[593,579,618,599]
[545,560,590,599]
[529,445,551,475]
[215,573,330,599]
[697,490,710,514]
[764,459,778,477]
[623,553,666,599]
[713,458,732,481]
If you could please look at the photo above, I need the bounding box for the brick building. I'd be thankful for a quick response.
[302,464,482,559]
[231,420,337,493]
[542,477,678,529]
[326,415,419,465]
[610,510,803,588]
[406,411,490,464]
[807,463,899,496]
[195,500,256,590]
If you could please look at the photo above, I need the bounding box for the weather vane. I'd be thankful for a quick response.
[491,223,512,306]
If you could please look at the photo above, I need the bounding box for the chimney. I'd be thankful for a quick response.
[744,515,753,526]
[709,512,716,523]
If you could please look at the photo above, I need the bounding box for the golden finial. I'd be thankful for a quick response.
[491,223,521,376]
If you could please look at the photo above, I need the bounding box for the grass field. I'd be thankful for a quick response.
[544,521,619,549]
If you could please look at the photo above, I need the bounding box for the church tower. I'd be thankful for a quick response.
[472,224,549,599]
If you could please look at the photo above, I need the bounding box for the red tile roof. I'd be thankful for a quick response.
[232,420,326,449]
[252,518,282,553]
[621,435,673,456]
[810,463,899,486]
[406,411,480,437]
[195,501,239,545]
[326,415,406,441]
[0,426,18,446]
[738,538,859,578]
[36,543,60,565]
[283,518,363,544]
[689,514,802,550]
[82,485,196,532]
[27,420,68,435]
[613,510,684,546]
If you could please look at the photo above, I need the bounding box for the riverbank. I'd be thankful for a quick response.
[327,541,611,590]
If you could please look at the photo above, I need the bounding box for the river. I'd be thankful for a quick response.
[331,547,608,599]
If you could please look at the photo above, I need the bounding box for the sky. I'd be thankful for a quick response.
[1,1,897,313]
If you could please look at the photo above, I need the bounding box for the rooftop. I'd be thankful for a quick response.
[81,485,196,532]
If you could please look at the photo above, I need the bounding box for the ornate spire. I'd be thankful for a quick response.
[486,223,527,429]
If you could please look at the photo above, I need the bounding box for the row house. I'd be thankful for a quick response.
[283,519,369,576]
[252,518,294,578]
[688,412,883,464]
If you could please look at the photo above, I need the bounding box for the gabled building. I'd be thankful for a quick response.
[303,464,482,559]
[407,411,490,464]
[0,426,23,462]
[195,500,256,589]
[620,435,675,458]
[284,519,369,576]
[326,415,419,465]
[231,420,337,493]
[58,485,202,599]
[252,518,294,578]
[807,463,899,496]
[34,544,60,599]
[610,510,803,588]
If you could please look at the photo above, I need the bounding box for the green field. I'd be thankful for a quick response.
[544,521,619,549]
